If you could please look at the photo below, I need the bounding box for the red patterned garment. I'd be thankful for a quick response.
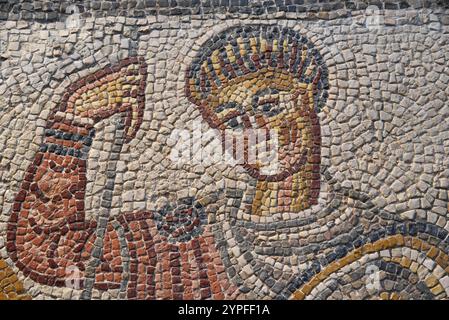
[7,57,238,300]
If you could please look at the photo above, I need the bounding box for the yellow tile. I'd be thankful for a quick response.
[390,292,400,300]
[425,275,438,288]
[380,292,389,300]
[431,284,444,295]
[427,246,439,259]
[400,257,412,269]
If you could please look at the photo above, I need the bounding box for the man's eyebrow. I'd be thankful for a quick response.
[214,101,243,113]
[253,88,279,96]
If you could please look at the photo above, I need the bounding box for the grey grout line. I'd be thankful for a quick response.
[80,122,125,300]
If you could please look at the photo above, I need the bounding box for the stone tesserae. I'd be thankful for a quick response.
[1,1,449,300]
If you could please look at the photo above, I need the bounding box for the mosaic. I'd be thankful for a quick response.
[1,4,449,301]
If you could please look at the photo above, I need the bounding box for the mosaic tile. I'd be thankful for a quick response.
[0,259,31,300]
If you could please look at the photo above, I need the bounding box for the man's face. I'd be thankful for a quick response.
[203,68,319,181]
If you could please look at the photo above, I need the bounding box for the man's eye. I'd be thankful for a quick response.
[215,102,246,129]
[224,116,244,129]
[260,103,283,117]
[215,102,242,114]
[256,102,284,118]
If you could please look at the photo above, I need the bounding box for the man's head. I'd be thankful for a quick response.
[186,25,329,213]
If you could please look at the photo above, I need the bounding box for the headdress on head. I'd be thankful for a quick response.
[186,25,329,111]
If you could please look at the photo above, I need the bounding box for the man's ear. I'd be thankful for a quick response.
[54,56,147,143]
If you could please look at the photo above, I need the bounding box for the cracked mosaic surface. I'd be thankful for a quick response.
[1,3,449,300]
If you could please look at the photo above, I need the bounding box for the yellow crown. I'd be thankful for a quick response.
[186,25,328,111]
